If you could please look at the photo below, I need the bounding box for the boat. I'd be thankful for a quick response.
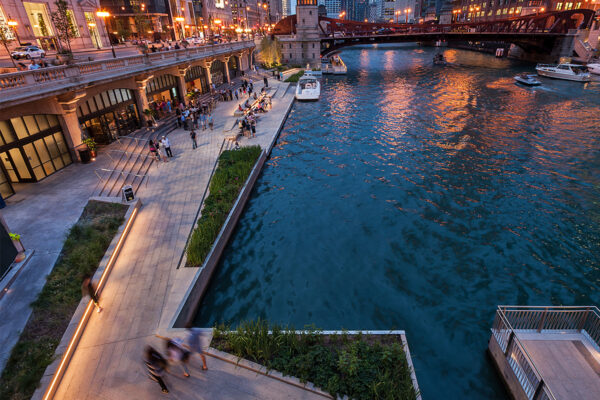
[514,73,541,86]
[304,69,322,77]
[295,75,320,101]
[587,63,600,75]
[535,63,591,82]
[322,55,347,75]
[433,54,446,66]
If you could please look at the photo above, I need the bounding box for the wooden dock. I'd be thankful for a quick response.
[488,306,600,400]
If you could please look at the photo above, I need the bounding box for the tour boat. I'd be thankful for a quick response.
[587,63,600,75]
[514,73,541,86]
[295,75,320,101]
[535,63,591,82]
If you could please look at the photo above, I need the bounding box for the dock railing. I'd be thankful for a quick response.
[492,306,600,400]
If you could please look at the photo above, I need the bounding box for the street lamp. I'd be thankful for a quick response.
[395,10,401,24]
[404,8,411,23]
[96,10,116,58]
[7,19,20,45]
[175,16,185,40]
[339,11,346,20]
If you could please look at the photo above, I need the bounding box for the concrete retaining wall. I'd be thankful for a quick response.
[172,150,268,327]
[487,334,529,400]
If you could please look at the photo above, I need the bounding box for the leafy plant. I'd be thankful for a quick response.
[186,146,262,266]
[285,70,304,82]
[212,320,418,400]
[259,36,282,68]
[50,0,76,54]
[0,201,128,400]
[82,137,96,151]
[0,23,17,68]
[9,233,21,241]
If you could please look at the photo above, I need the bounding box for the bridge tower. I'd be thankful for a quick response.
[286,0,321,66]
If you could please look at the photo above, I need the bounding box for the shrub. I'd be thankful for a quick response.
[212,320,418,400]
[285,70,305,82]
[186,146,262,266]
[0,201,128,400]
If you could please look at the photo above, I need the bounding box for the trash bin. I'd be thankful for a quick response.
[78,148,91,164]
[121,185,135,202]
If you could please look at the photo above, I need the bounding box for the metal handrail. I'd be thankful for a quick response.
[492,305,600,400]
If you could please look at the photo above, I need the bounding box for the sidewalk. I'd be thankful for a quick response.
[35,76,315,399]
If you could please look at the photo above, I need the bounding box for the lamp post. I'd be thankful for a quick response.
[7,19,20,45]
[395,10,401,23]
[96,10,116,58]
[175,16,185,40]
[404,8,411,23]
[339,11,346,20]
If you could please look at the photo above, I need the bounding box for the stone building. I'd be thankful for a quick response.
[278,0,320,66]
[0,0,110,54]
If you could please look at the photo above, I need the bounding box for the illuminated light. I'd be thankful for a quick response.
[42,206,139,400]
[215,19,222,24]
[112,31,118,34]
[185,25,190,28]
[88,22,96,27]
[203,25,208,28]
[7,20,17,26]
[540,7,545,11]
[175,16,185,22]
[96,10,110,18]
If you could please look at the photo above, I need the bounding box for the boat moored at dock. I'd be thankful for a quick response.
[322,55,347,75]
[514,73,541,86]
[295,75,320,101]
[535,63,591,82]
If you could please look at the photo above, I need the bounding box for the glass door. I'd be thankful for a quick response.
[0,149,35,183]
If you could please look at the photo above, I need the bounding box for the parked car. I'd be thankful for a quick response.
[11,46,46,60]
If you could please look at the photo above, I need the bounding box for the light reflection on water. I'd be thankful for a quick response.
[195,44,600,399]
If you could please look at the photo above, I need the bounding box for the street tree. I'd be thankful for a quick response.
[50,0,77,54]
[0,24,17,68]
[259,36,282,68]
[132,5,151,39]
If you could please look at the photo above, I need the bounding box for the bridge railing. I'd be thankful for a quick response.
[0,40,254,94]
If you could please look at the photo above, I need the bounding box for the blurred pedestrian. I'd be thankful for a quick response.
[144,346,169,394]
[263,76,268,87]
[208,114,213,130]
[190,130,197,149]
[185,328,208,370]
[81,275,102,313]
[156,335,191,377]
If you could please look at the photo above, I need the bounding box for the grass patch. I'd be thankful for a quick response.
[285,70,305,82]
[212,320,419,400]
[186,146,262,267]
[0,200,128,400]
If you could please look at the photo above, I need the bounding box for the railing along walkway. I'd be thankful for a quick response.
[491,306,600,400]
[0,41,255,107]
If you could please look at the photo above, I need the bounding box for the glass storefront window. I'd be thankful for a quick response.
[84,12,102,49]
[23,115,39,135]
[0,115,72,192]
[23,2,54,37]
[11,118,29,140]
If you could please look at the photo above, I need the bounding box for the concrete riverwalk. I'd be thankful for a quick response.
[28,77,322,400]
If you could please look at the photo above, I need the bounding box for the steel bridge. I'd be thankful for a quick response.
[273,10,596,57]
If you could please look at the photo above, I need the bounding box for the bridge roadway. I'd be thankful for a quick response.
[0,41,255,110]
[321,31,570,56]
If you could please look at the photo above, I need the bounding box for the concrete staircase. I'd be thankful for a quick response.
[92,117,177,198]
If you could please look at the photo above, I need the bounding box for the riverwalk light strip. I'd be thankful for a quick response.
[42,205,139,400]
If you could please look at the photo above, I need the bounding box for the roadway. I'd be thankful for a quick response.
[0,45,141,68]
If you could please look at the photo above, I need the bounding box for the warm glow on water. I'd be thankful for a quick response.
[196,45,600,398]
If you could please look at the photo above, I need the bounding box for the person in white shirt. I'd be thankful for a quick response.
[161,136,173,157]
[28,61,40,70]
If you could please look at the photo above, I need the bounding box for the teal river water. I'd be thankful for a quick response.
[194,44,600,399]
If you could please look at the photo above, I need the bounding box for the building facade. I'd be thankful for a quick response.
[451,0,599,22]
[0,0,110,54]
[0,42,254,200]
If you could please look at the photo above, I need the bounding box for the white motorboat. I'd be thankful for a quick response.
[535,63,591,82]
[304,69,322,77]
[587,63,600,75]
[514,73,541,86]
[295,75,320,101]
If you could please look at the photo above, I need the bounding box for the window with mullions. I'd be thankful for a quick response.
[0,115,60,144]
[77,89,134,118]
[145,75,177,94]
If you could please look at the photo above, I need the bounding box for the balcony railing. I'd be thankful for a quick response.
[0,41,254,97]
[491,306,600,400]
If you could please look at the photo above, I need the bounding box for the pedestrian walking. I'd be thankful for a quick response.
[263,76,268,88]
[157,141,168,162]
[250,119,256,138]
[81,275,102,313]
[149,140,160,161]
[208,114,213,130]
[190,130,197,149]
[184,328,208,370]
[144,346,169,394]
[161,136,173,157]
[156,335,192,377]
[234,89,239,100]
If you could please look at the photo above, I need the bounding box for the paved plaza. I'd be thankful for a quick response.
[6,76,321,399]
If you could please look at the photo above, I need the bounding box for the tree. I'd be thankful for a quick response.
[114,18,132,41]
[259,36,282,67]
[0,24,17,68]
[50,0,77,54]
[132,5,150,39]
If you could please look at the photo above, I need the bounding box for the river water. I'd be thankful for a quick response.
[195,44,600,399]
